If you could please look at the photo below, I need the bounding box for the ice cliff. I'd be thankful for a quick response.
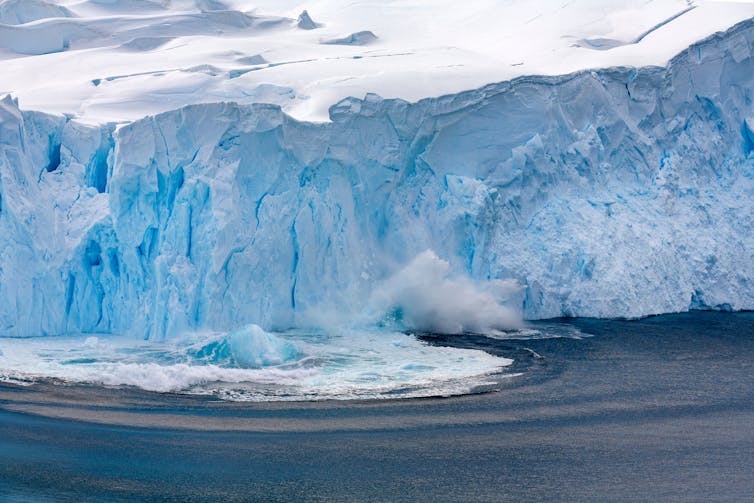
[1,20,754,339]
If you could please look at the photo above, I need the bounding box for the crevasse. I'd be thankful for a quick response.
[1,20,753,339]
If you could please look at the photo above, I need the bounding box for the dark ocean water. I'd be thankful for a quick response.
[1,311,753,502]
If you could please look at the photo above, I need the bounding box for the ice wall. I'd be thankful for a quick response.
[1,20,754,338]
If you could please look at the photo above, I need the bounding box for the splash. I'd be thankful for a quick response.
[0,329,511,401]
[369,250,522,334]
[0,251,525,400]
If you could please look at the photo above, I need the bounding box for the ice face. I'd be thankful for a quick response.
[1,21,754,340]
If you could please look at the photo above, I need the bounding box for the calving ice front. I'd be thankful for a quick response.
[3,22,754,338]
[0,93,526,339]
[1,0,754,398]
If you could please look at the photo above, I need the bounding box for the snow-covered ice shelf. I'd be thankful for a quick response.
[3,12,754,337]
[1,0,754,123]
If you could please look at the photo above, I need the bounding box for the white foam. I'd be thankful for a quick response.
[0,329,511,400]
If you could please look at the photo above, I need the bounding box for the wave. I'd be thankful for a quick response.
[0,327,512,401]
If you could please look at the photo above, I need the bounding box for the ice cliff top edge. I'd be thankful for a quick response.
[2,0,754,124]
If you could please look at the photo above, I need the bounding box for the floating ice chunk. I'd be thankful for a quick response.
[228,325,299,368]
[192,325,300,369]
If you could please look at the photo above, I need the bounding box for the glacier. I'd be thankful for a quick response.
[1,19,754,341]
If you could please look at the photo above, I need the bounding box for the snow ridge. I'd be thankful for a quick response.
[3,0,754,124]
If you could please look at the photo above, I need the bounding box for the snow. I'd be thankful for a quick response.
[0,0,73,25]
[0,0,753,123]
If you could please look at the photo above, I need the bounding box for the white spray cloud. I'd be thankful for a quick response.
[369,250,522,334]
